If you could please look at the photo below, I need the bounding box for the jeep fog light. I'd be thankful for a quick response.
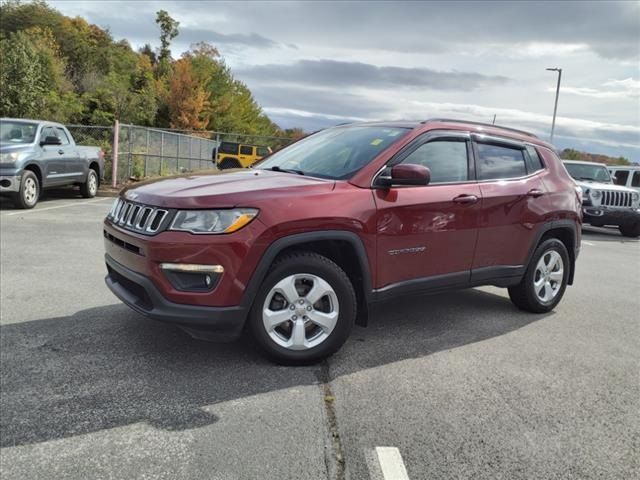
[160,263,224,292]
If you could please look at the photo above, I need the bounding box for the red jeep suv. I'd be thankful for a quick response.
[104,119,581,364]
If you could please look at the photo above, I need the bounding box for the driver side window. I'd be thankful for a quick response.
[400,140,469,183]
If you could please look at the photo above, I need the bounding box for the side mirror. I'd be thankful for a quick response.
[41,136,61,146]
[376,164,431,187]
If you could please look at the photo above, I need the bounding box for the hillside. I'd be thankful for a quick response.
[0,0,284,137]
[559,148,633,166]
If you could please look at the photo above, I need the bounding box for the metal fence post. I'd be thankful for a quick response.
[112,120,119,187]
[176,136,180,172]
[145,128,149,177]
[127,125,133,178]
[215,133,220,169]
[160,131,164,175]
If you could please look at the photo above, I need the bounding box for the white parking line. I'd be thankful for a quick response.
[582,241,596,246]
[3,197,113,216]
[376,447,411,480]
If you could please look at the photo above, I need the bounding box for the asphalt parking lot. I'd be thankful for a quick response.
[1,193,638,480]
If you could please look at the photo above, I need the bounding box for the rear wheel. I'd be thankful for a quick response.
[619,222,640,238]
[218,157,242,170]
[80,169,98,198]
[248,252,356,365]
[508,238,570,313]
[15,170,39,209]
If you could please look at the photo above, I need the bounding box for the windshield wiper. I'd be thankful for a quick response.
[266,166,305,176]
[578,176,596,181]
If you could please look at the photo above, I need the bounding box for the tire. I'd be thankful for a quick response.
[508,238,570,313]
[619,222,640,238]
[248,252,357,365]
[80,169,98,198]
[218,157,242,170]
[15,170,39,209]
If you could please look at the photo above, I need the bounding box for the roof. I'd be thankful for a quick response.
[562,160,608,166]
[1,118,65,127]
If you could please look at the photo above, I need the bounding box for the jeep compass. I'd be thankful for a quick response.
[104,119,581,364]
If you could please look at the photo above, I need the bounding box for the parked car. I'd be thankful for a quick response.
[608,165,640,193]
[214,141,272,170]
[104,119,581,364]
[0,118,104,208]
[563,160,640,237]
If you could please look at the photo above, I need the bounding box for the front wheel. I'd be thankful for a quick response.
[15,170,39,209]
[248,252,356,365]
[508,238,570,313]
[619,222,640,238]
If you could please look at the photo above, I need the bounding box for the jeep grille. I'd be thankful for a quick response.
[107,199,170,234]
[601,190,633,208]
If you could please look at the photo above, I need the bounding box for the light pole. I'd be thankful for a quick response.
[546,67,562,143]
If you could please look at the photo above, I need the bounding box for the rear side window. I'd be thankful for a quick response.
[476,143,527,180]
[256,146,270,157]
[632,171,640,187]
[56,128,70,145]
[400,140,469,183]
[613,170,629,186]
[525,145,544,172]
[240,145,253,155]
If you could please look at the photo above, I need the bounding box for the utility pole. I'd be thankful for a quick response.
[546,67,562,143]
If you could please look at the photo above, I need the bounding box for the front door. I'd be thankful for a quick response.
[373,134,482,291]
[39,126,68,186]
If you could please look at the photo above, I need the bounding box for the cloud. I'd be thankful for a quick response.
[555,78,640,100]
[176,28,283,49]
[237,60,509,91]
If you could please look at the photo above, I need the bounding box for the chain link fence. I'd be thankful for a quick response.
[65,123,296,186]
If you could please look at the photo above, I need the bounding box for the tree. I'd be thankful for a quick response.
[155,9,179,77]
[166,58,209,130]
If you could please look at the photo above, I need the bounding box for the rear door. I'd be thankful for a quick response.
[56,127,84,181]
[470,136,548,278]
[238,145,255,167]
[374,132,482,291]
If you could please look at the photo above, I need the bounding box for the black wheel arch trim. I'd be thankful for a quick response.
[526,219,580,285]
[239,230,374,309]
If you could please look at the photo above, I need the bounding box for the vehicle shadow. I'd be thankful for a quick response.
[582,226,639,243]
[0,289,547,447]
[0,187,87,210]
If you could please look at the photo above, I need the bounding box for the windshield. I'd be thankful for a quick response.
[0,121,38,144]
[564,163,612,183]
[257,126,410,179]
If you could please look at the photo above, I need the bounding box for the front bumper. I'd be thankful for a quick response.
[0,174,21,193]
[105,254,247,341]
[583,206,640,226]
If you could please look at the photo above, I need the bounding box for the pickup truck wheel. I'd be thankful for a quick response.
[248,252,356,365]
[80,169,98,198]
[15,171,39,209]
[508,238,570,313]
[619,222,640,238]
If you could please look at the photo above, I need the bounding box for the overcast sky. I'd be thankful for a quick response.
[51,0,640,161]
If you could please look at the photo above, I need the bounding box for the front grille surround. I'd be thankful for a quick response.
[107,198,173,235]
[600,190,633,208]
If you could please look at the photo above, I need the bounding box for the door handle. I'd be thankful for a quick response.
[58,149,64,155]
[527,189,545,198]
[453,194,479,204]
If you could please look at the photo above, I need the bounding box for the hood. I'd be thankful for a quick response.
[573,179,635,193]
[121,169,335,209]
[0,143,34,153]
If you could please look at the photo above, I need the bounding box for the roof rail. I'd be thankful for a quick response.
[422,118,538,139]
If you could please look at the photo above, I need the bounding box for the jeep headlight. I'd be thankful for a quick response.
[169,208,258,234]
[589,189,602,207]
[0,152,28,164]
[632,191,640,207]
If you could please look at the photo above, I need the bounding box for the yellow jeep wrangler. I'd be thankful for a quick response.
[215,142,272,169]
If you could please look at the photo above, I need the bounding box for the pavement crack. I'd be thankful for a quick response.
[319,360,346,480]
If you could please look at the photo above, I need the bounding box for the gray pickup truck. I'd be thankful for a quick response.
[0,118,104,208]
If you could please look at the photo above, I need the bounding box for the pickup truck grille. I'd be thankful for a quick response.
[107,198,170,234]
[601,190,633,208]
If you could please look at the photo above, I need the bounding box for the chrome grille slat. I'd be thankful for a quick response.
[107,200,170,235]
